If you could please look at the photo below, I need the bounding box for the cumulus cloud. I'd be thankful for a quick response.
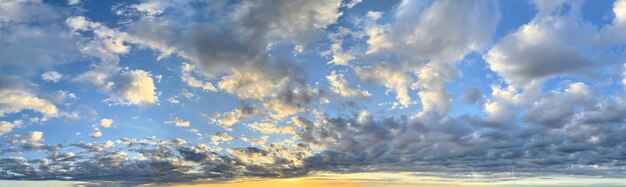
[356,0,500,114]
[26,131,43,142]
[112,70,158,106]
[0,81,59,119]
[5,0,626,185]
[484,2,600,86]
[218,70,280,100]
[100,118,114,128]
[75,66,158,106]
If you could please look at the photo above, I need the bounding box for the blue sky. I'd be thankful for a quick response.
[2,0,626,186]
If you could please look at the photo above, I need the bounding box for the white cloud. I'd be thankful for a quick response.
[181,63,216,91]
[248,122,296,135]
[68,0,80,5]
[167,97,180,104]
[89,131,102,139]
[218,70,279,100]
[100,118,114,128]
[41,71,63,82]
[103,140,115,148]
[342,0,362,9]
[74,62,119,92]
[327,71,371,98]
[26,131,43,142]
[241,136,269,147]
[165,117,189,127]
[356,65,413,107]
[211,132,233,145]
[0,120,22,136]
[0,89,58,119]
[485,13,598,86]
[357,0,500,114]
[66,16,131,63]
[112,70,158,106]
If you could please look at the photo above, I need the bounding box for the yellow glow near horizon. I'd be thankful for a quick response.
[141,172,626,187]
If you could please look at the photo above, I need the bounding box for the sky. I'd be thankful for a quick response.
[1,0,626,186]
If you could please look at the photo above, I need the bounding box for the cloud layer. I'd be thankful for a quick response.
[2,0,626,185]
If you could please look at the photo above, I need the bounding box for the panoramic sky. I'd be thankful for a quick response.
[2,0,626,186]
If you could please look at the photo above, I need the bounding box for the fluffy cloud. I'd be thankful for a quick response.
[100,118,114,128]
[218,70,280,100]
[484,3,599,86]
[112,70,158,106]
[357,0,500,114]
[0,87,58,119]
[5,0,626,185]
[75,67,158,106]
[26,131,43,142]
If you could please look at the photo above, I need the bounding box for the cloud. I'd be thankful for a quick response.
[165,117,190,127]
[484,0,625,86]
[68,0,80,5]
[112,70,158,106]
[327,71,371,98]
[356,64,413,107]
[5,0,626,185]
[210,132,233,145]
[465,87,482,104]
[26,131,43,142]
[100,118,114,128]
[66,16,131,63]
[357,0,501,113]
[75,66,158,106]
[0,79,59,120]
[0,0,81,76]
[41,71,63,82]
[248,122,296,135]
[218,69,280,100]
[181,63,217,92]
[0,120,22,136]
[89,131,102,139]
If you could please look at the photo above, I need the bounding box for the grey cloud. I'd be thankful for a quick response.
[0,0,81,76]
[465,87,481,104]
[484,1,619,86]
